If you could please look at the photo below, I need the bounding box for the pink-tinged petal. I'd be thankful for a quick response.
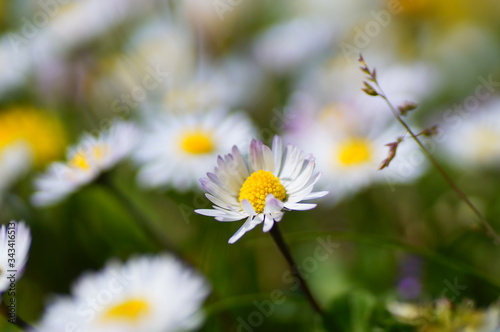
[231,145,251,181]
[241,199,256,216]
[217,155,226,169]
[199,178,234,202]
[261,144,275,172]
[249,139,264,172]
[207,172,223,187]
[264,194,284,214]
[205,193,239,209]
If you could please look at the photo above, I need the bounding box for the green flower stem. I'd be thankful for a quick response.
[97,175,184,260]
[269,223,323,315]
[0,301,37,332]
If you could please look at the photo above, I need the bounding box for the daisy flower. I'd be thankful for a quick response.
[284,100,427,203]
[135,108,256,191]
[195,136,328,243]
[36,254,210,332]
[0,221,31,292]
[32,121,138,207]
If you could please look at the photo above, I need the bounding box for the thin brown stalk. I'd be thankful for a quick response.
[359,55,500,245]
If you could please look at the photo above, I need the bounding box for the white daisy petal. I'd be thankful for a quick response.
[194,209,228,218]
[262,215,275,233]
[284,202,317,211]
[303,191,329,200]
[272,135,283,174]
[264,194,285,214]
[241,199,257,216]
[229,216,262,244]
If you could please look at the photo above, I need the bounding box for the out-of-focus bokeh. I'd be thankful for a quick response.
[1,0,499,331]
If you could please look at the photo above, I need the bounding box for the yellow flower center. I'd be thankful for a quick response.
[338,138,372,166]
[68,144,108,170]
[180,130,215,155]
[238,170,287,213]
[102,298,150,323]
[69,152,90,170]
[0,108,65,167]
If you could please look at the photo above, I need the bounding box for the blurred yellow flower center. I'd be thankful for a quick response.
[180,131,214,154]
[338,138,372,166]
[0,108,65,167]
[103,299,150,322]
[69,144,108,170]
[239,170,287,213]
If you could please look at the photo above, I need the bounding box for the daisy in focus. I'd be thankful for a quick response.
[36,254,210,332]
[195,136,328,243]
[0,221,31,292]
[32,121,138,207]
[135,108,256,191]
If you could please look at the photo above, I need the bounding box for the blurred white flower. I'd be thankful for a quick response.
[0,37,32,96]
[253,18,336,73]
[282,54,436,203]
[440,97,500,169]
[284,100,427,204]
[252,0,376,74]
[0,221,31,292]
[135,109,255,191]
[35,0,156,56]
[196,136,327,243]
[37,254,210,332]
[32,121,138,207]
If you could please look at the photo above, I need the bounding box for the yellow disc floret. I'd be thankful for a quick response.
[180,130,215,154]
[0,107,65,167]
[239,170,287,213]
[103,298,150,322]
[69,151,90,170]
[338,138,372,166]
